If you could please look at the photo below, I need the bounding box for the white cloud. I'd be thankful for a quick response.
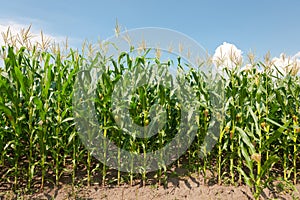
[0,19,73,68]
[0,20,68,49]
[271,52,300,77]
[212,42,243,70]
[292,52,300,60]
[211,42,244,79]
[211,42,300,78]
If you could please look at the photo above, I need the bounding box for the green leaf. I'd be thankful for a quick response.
[14,65,28,97]
[236,126,255,155]
[237,167,253,187]
[0,104,13,117]
[68,131,77,144]
[61,117,74,123]
[259,156,279,179]
[266,117,290,129]
[240,142,253,175]
[248,106,260,136]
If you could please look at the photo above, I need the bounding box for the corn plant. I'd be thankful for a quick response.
[1,36,300,199]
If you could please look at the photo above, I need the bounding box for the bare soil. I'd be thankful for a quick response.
[1,174,300,200]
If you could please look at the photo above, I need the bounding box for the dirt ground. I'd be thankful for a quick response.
[1,174,300,200]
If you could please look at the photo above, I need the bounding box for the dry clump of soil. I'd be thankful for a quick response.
[1,174,300,200]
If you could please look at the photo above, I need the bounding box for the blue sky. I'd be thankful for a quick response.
[1,0,300,58]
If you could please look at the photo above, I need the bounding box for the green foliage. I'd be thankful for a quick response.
[0,45,300,200]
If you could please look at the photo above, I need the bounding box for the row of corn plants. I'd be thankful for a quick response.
[1,44,300,199]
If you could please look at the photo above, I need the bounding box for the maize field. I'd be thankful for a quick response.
[0,30,300,199]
